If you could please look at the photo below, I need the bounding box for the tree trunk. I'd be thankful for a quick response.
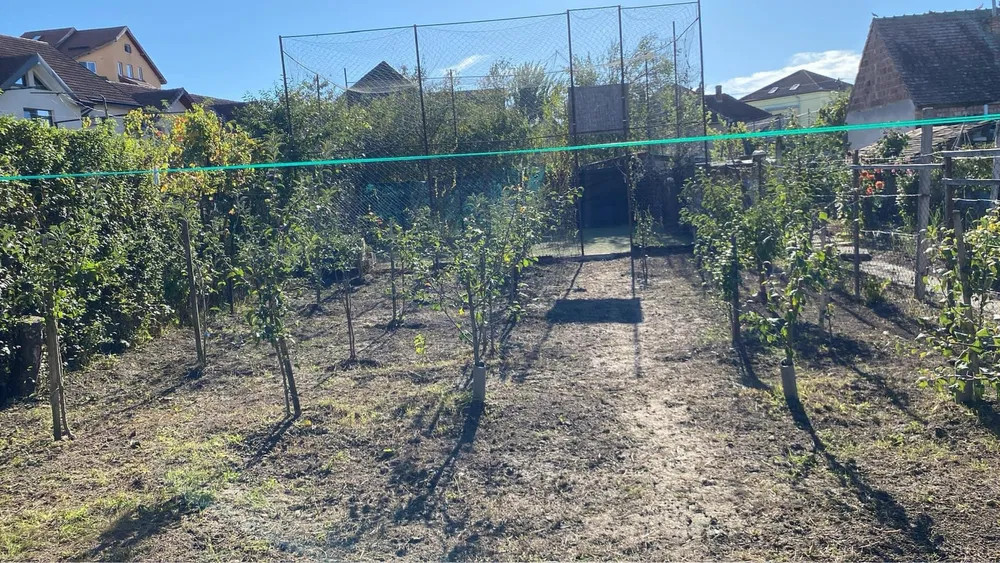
[278,337,301,416]
[344,279,356,361]
[44,294,69,441]
[181,219,206,368]
[274,340,290,416]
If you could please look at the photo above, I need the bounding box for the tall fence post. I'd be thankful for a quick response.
[915,113,933,299]
[181,218,206,369]
[852,150,861,299]
[413,24,434,210]
[696,0,709,169]
[953,209,977,404]
[566,10,584,257]
[618,5,636,294]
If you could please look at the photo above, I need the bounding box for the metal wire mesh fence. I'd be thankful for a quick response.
[278,3,704,259]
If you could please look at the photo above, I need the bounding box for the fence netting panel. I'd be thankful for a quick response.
[279,3,704,257]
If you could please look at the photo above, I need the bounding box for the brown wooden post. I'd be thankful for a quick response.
[180,219,206,368]
[852,150,861,299]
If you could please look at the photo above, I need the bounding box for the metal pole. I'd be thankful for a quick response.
[567,10,584,257]
[672,21,680,142]
[413,24,434,207]
[278,36,294,145]
[619,5,636,294]
[449,69,459,146]
[644,59,651,139]
[696,0,709,169]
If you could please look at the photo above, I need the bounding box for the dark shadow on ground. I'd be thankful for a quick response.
[971,400,1000,440]
[787,400,944,558]
[546,298,643,324]
[242,415,295,471]
[76,496,195,561]
[499,262,583,383]
[393,401,483,522]
[795,321,878,367]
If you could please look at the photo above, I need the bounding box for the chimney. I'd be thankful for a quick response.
[715,85,723,102]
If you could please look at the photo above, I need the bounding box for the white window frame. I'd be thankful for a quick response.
[118,62,123,76]
[126,64,133,78]
[81,61,97,73]
[137,67,143,81]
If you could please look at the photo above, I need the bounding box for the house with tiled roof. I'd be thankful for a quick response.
[846,9,1000,149]
[739,69,851,125]
[21,26,166,88]
[0,33,245,128]
[0,34,139,127]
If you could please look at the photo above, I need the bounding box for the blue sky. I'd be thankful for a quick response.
[2,0,981,101]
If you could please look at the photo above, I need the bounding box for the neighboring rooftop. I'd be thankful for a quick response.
[739,69,851,103]
[705,86,772,124]
[20,26,167,84]
[347,61,414,95]
[868,9,1000,107]
[0,33,137,106]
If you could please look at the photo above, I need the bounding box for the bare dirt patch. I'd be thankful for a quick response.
[3,256,1000,560]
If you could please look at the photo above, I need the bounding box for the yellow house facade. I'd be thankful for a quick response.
[739,69,850,126]
[20,26,166,89]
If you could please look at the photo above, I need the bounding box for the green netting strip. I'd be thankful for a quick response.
[1,113,996,182]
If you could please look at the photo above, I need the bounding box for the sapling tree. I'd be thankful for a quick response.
[634,208,655,287]
[295,184,342,307]
[421,183,561,397]
[239,205,301,418]
[681,170,746,344]
[919,207,1000,403]
[365,212,416,327]
[744,213,838,404]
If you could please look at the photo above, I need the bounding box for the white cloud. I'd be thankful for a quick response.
[720,50,861,99]
[438,54,487,76]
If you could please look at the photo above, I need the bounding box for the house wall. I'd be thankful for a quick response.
[745,90,842,125]
[846,98,916,149]
[82,33,163,88]
[0,88,82,128]
[848,27,909,114]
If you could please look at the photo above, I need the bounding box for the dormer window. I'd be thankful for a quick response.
[124,43,132,53]
[768,87,779,94]
[81,61,97,73]
[789,83,800,91]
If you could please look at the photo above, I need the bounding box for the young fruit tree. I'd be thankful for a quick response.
[240,211,302,418]
[744,212,838,406]
[420,182,567,402]
[919,207,1000,404]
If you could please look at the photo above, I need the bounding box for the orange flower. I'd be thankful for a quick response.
[875,180,885,190]
[866,186,874,196]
